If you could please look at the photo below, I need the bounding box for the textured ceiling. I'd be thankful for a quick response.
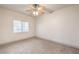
[0,4,74,16]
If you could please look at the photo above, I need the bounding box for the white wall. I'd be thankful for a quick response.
[0,7,35,44]
[36,5,79,48]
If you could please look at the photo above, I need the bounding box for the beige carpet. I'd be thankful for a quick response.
[0,37,79,54]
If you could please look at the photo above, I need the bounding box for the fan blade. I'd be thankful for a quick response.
[40,4,53,13]
[45,7,54,13]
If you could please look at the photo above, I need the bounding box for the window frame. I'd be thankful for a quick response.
[13,20,29,33]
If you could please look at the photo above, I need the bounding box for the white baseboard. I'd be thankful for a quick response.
[36,36,79,49]
[0,36,35,46]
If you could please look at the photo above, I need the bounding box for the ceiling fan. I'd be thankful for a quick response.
[25,4,53,16]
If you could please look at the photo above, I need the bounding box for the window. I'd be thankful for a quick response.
[13,20,29,33]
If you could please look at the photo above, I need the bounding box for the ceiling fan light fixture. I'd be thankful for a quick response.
[32,4,39,16]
